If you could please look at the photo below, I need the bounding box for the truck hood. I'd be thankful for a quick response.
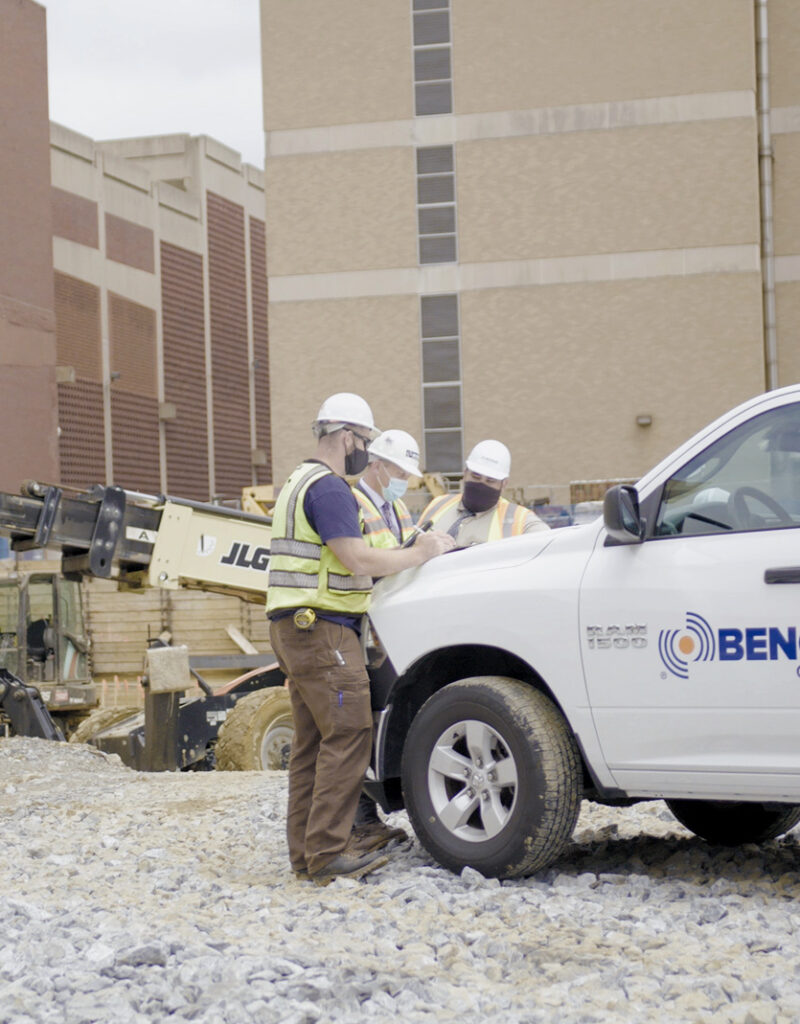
[368,520,602,676]
[370,518,600,618]
[372,528,555,605]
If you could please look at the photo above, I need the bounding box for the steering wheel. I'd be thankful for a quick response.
[731,486,794,528]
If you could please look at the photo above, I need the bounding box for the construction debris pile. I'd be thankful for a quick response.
[1,737,799,1023]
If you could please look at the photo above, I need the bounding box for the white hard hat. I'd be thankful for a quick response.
[465,439,511,480]
[313,393,380,439]
[368,429,423,478]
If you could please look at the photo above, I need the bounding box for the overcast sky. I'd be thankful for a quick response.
[42,0,265,167]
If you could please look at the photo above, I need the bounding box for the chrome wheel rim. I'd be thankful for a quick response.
[427,719,518,843]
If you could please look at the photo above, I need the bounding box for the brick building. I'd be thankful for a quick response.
[51,128,271,502]
[0,0,59,494]
[0,0,271,503]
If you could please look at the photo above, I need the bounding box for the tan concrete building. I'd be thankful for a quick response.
[261,0,800,504]
[51,128,271,502]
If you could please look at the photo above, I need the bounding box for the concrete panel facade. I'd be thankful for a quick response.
[261,0,413,131]
[261,0,792,501]
[769,0,800,108]
[268,294,421,482]
[776,283,800,386]
[460,275,764,497]
[773,133,800,258]
[452,0,754,114]
[264,148,418,276]
[770,0,800,387]
[457,120,759,264]
[0,0,58,493]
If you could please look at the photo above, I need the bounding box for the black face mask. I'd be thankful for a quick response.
[462,480,501,514]
[344,445,369,476]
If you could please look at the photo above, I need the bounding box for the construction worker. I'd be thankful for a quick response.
[418,439,549,545]
[354,429,421,547]
[350,429,423,852]
[267,394,455,886]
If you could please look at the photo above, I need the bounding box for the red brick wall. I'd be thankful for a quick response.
[52,188,99,249]
[58,380,106,489]
[108,294,160,492]
[207,191,251,499]
[105,213,155,273]
[161,241,210,500]
[0,0,58,492]
[54,272,105,488]
[249,216,272,484]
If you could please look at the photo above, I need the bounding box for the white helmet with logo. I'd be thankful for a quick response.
[368,429,423,478]
[465,439,511,480]
[313,393,380,439]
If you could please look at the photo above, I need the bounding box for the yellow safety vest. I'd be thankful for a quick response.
[353,486,414,549]
[419,493,530,540]
[267,461,372,615]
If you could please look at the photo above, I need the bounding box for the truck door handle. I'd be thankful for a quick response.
[764,567,800,584]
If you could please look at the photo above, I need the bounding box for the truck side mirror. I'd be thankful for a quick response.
[604,485,645,544]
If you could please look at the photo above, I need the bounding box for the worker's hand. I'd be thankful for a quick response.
[414,529,456,561]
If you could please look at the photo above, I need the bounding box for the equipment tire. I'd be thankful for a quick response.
[402,677,581,879]
[666,799,800,845]
[215,687,293,771]
[68,705,139,745]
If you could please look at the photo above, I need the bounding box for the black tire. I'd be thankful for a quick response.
[402,677,582,879]
[68,705,139,745]
[215,687,293,771]
[666,799,800,845]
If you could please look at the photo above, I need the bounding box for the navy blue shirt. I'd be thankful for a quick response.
[304,470,362,542]
[270,463,364,631]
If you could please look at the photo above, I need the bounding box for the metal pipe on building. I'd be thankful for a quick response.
[756,0,778,391]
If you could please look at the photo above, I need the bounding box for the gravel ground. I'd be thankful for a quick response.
[2,737,800,1024]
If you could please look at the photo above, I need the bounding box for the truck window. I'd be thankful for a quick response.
[0,584,20,675]
[58,579,89,681]
[655,404,800,537]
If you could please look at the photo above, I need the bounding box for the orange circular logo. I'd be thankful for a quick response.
[678,635,695,655]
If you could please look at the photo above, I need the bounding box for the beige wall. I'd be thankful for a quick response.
[261,0,412,132]
[264,148,417,276]
[268,294,421,482]
[460,275,765,491]
[776,284,800,387]
[261,0,781,497]
[452,0,754,114]
[773,133,800,257]
[770,0,800,390]
[768,0,800,109]
[457,120,760,264]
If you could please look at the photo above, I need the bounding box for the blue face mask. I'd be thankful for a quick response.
[381,474,408,504]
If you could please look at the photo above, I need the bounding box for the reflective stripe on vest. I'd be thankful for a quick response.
[267,461,372,615]
[487,498,529,540]
[354,487,414,548]
[419,493,460,528]
[422,493,528,540]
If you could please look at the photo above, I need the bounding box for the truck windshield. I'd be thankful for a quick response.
[655,404,800,536]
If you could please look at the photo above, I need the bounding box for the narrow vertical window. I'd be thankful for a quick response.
[420,293,463,472]
[416,145,457,265]
[412,0,452,116]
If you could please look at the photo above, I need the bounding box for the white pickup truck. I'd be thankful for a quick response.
[366,384,800,879]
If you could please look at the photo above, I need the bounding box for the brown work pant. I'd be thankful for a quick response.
[269,616,373,875]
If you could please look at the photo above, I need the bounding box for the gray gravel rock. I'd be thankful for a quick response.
[2,736,800,1022]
